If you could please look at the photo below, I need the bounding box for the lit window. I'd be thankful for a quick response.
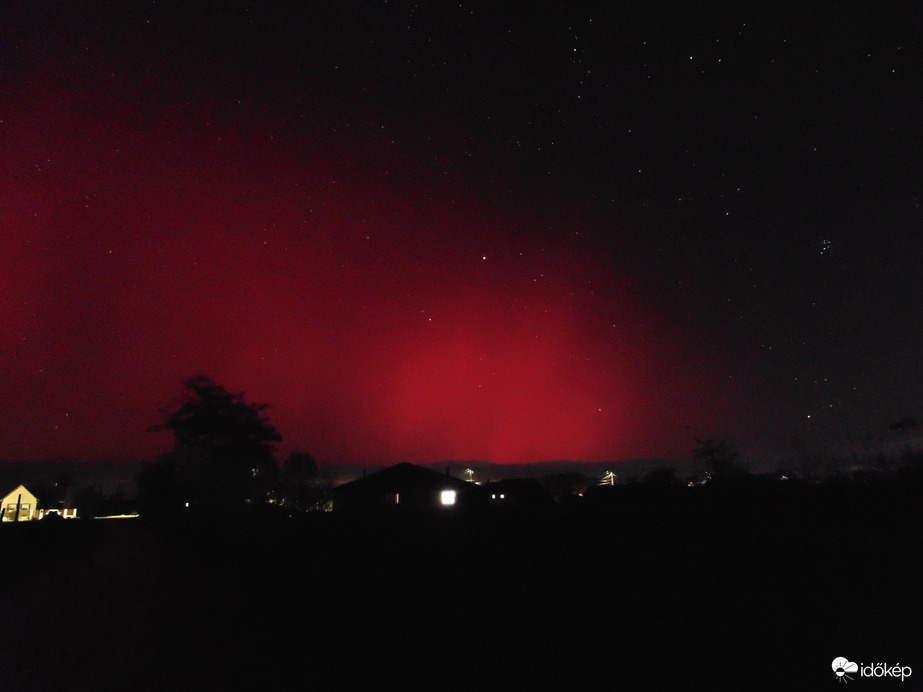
[440,490,457,506]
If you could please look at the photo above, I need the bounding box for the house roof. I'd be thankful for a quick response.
[335,462,471,491]
[1,484,37,504]
[332,462,488,510]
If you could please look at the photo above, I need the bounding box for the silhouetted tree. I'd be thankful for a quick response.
[142,374,281,515]
[279,451,319,510]
[693,437,742,478]
[281,451,317,486]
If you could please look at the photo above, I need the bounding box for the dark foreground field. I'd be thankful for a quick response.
[1,483,920,690]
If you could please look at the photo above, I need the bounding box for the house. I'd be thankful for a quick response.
[332,463,489,512]
[1,485,39,522]
[0,484,78,521]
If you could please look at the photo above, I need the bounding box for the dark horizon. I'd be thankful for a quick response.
[2,453,919,689]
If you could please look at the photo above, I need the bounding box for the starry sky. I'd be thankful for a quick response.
[1,1,921,468]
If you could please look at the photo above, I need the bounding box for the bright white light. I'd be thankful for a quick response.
[440,490,457,506]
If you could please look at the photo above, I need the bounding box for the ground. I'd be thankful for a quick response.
[0,483,919,690]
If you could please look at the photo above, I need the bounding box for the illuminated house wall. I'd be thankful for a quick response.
[1,485,39,522]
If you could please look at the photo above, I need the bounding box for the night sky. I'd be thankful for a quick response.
[2,2,921,468]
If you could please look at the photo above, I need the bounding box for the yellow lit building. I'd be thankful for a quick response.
[1,485,39,522]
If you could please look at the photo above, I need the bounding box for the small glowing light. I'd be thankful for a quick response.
[440,490,457,506]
